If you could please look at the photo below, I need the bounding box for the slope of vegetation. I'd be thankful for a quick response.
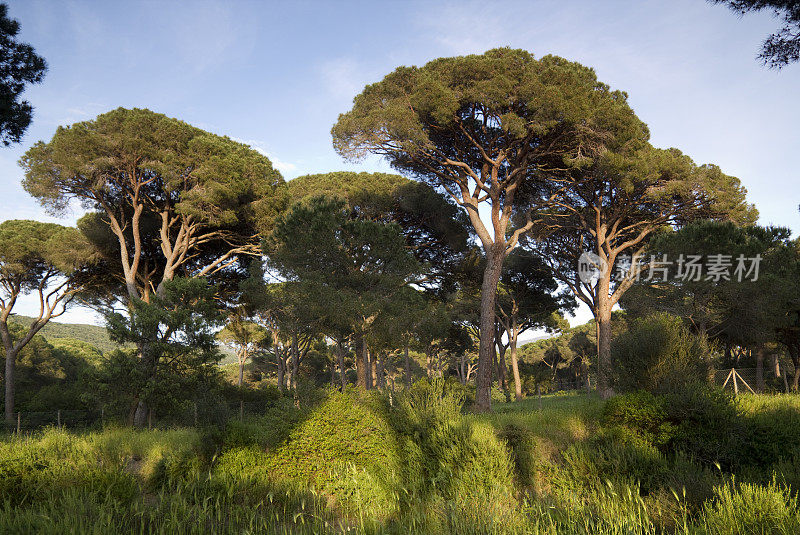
[9,315,122,355]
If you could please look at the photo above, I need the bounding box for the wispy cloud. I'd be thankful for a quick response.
[318,57,369,100]
[232,138,297,174]
[167,4,256,74]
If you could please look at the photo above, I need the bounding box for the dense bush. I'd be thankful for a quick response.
[264,389,397,484]
[610,312,711,393]
[602,385,745,469]
[602,390,673,447]
[390,379,523,531]
[701,481,800,534]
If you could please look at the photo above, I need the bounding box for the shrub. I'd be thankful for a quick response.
[258,388,399,517]
[557,427,670,495]
[742,405,800,468]
[390,379,524,531]
[663,383,743,469]
[602,391,673,447]
[702,481,800,534]
[610,312,711,393]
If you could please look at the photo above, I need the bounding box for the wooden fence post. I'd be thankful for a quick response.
[16,412,20,434]
[57,410,61,428]
[193,402,198,427]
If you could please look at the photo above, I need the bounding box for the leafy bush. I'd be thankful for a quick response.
[557,426,670,496]
[603,385,745,470]
[222,402,306,451]
[610,312,711,393]
[742,404,800,468]
[265,389,396,484]
[602,390,674,447]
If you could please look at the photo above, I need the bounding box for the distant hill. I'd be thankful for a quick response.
[9,315,123,354]
[9,314,237,361]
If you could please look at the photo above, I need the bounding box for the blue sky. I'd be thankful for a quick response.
[2,0,798,327]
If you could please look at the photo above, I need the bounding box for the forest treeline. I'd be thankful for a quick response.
[1,48,799,428]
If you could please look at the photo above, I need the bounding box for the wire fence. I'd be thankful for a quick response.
[1,399,284,435]
[4,366,798,434]
[713,363,797,394]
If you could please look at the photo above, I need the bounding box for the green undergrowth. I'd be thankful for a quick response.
[2,386,800,533]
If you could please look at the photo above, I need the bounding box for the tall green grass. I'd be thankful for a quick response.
[2,391,800,534]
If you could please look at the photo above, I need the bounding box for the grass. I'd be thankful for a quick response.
[2,389,800,533]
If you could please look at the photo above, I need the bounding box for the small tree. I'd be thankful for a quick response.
[496,249,571,400]
[217,313,271,387]
[267,196,420,389]
[0,220,94,423]
[610,313,712,393]
[103,277,223,424]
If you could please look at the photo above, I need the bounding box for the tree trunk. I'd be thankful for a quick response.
[290,333,299,390]
[277,348,286,393]
[364,342,373,390]
[337,341,346,391]
[4,347,16,425]
[426,348,432,378]
[772,353,780,378]
[355,332,366,388]
[376,353,385,389]
[133,401,149,428]
[496,342,509,396]
[370,349,378,388]
[404,342,411,390]
[583,359,591,393]
[475,247,504,412]
[756,346,765,392]
[790,346,800,392]
[509,322,523,401]
[132,342,157,427]
[596,281,613,397]
[238,358,245,387]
